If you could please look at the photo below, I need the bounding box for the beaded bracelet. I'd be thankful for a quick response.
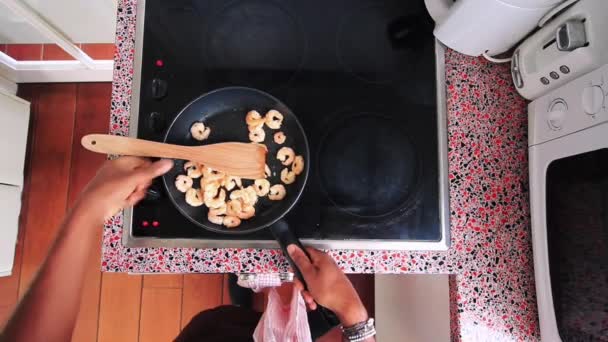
[341,317,376,342]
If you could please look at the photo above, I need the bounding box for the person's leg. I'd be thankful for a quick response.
[174,276,338,341]
[175,275,259,342]
[175,306,262,342]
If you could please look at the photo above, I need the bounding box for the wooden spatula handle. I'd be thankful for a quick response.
[81,134,267,179]
[81,134,194,161]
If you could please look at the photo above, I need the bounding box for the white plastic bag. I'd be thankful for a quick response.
[253,286,312,342]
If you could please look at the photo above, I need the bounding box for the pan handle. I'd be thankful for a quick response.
[269,220,340,329]
[269,220,310,287]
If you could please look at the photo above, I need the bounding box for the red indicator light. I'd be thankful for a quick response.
[155,59,164,67]
[152,221,159,227]
[142,220,149,227]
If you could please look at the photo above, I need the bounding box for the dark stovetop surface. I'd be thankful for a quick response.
[132,0,441,242]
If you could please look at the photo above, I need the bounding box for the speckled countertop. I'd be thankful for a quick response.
[102,0,538,340]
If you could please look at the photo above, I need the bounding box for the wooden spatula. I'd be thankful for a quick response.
[81,134,267,179]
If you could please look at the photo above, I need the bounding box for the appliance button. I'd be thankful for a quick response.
[550,72,560,80]
[559,65,570,74]
[150,78,168,99]
[582,85,604,115]
[148,111,167,134]
[540,77,550,85]
[547,99,567,130]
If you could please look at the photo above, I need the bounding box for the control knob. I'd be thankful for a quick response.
[547,99,567,130]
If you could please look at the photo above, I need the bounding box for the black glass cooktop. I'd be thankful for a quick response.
[132,0,440,242]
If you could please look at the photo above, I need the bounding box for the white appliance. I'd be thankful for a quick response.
[529,64,608,340]
[513,0,608,100]
[424,0,563,57]
[0,89,30,277]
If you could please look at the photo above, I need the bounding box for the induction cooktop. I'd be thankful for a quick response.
[123,0,450,250]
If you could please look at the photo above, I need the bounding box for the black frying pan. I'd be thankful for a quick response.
[162,88,338,328]
[161,87,310,276]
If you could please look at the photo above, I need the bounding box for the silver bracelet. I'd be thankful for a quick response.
[341,318,376,342]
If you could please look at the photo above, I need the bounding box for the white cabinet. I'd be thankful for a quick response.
[0,184,22,276]
[0,90,30,276]
[375,275,450,342]
[0,91,30,186]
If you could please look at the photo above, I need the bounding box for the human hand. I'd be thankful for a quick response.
[74,157,173,221]
[288,245,368,327]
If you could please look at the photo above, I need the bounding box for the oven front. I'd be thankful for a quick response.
[530,121,608,341]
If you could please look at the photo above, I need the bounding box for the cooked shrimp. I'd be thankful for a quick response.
[244,186,259,205]
[230,189,250,204]
[230,186,258,206]
[208,211,225,225]
[204,188,226,209]
[185,188,204,207]
[184,161,202,178]
[208,204,226,225]
[254,179,270,196]
[246,110,265,129]
[265,110,283,129]
[268,184,286,201]
[202,182,218,197]
[291,155,305,175]
[203,180,221,197]
[226,199,255,220]
[237,205,255,220]
[223,216,241,228]
[175,175,193,192]
[203,167,225,182]
[281,168,296,184]
[222,175,242,191]
[210,203,227,216]
[277,147,295,166]
[226,200,243,217]
[249,127,265,143]
[274,131,286,144]
[190,122,211,141]
[203,181,221,196]
[265,164,271,178]
[200,176,216,189]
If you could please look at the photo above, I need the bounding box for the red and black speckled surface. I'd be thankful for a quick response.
[103,0,538,340]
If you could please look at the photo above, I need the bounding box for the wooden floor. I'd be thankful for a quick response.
[0,81,374,341]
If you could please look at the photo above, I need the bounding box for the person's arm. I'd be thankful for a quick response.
[288,245,376,342]
[1,157,173,342]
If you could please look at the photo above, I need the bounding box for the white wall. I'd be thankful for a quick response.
[0,0,117,44]
[375,274,450,342]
